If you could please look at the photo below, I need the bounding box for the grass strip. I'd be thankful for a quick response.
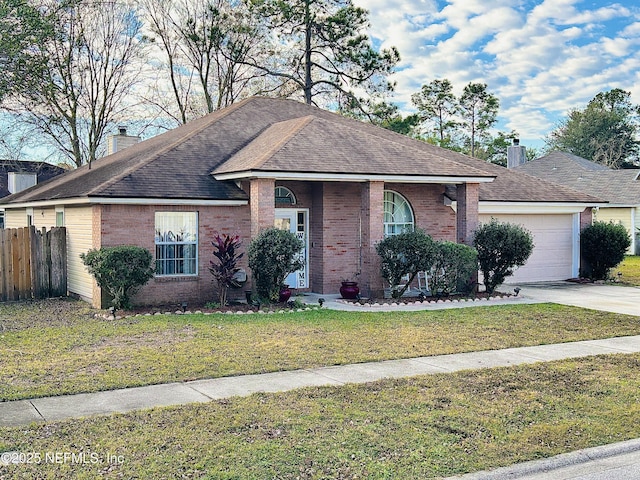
[619,255,640,286]
[1,300,640,401]
[1,354,639,479]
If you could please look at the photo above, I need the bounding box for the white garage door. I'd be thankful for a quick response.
[478,214,576,283]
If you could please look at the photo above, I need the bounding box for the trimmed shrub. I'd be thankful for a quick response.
[209,234,244,307]
[429,241,478,295]
[81,246,154,309]
[473,219,534,294]
[248,228,304,302]
[376,229,436,298]
[581,221,631,280]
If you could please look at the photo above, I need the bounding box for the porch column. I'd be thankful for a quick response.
[456,183,479,246]
[360,181,384,298]
[250,178,275,238]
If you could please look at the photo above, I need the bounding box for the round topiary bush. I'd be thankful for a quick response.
[248,228,304,303]
[580,221,631,280]
[376,229,436,298]
[429,241,478,295]
[473,219,534,294]
[81,246,155,309]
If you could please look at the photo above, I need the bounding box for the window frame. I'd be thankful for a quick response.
[55,207,65,227]
[383,190,415,237]
[154,211,199,277]
[275,186,296,205]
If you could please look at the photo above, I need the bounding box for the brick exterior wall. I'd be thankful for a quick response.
[386,183,456,241]
[312,182,363,294]
[580,207,593,230]
[360,181,384,297]
[90,180,468,305]
[456,183,480,246]
[250,178,275,237]
[98,203,251,307]
[580,207,594,275]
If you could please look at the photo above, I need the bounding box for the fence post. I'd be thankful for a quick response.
[10,228,20,301]
[30,227,48,299]
[49,227,67,297]
[0,229,6,302]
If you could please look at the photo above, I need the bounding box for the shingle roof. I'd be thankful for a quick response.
[515,151,640,205]
[0,97,602,206]
[0,160,66,198]
[214,114,491,178]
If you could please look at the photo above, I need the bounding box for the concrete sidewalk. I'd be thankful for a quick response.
[2,334,640,428]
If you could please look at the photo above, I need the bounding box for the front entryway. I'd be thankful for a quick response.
[274,209,309,289]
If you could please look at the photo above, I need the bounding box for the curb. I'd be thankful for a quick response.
[446,438,640,479]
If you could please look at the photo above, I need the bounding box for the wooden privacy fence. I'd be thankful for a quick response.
[0,226,67,301]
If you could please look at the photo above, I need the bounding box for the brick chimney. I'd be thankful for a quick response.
[507,138,527,168]
[106,126,140,156]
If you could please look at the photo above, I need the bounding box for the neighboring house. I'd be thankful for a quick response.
[515,151,639,254]
[0,97,601,307]
[0,160,67,228]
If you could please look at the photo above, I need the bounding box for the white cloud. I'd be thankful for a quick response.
[358,0,640,141]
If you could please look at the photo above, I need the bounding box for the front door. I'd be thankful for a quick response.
[274,209,308,289]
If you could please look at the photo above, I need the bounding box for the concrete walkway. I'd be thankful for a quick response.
[2,335,640,428]
[517,282,640,317]
[303,282,640,316]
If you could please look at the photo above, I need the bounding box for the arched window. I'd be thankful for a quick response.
[275,186,296,205]
[384,190,414,236]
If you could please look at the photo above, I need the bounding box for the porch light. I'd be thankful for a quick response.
[318,298,325,307]
[514,287,521,296]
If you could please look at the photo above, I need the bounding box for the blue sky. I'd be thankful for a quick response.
[354,0,640,148]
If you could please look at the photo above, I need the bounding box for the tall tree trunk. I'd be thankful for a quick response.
[303,0,312,105]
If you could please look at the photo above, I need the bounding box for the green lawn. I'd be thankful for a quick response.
[1,298,640,401]
[1,354,639,479]
[619,255,640,286]
[2,299,640,478]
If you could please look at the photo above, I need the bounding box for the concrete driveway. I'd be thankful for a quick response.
[517,282,640,316]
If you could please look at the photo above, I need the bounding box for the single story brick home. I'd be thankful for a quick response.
[0,97,602,307]
[514,151,639,254]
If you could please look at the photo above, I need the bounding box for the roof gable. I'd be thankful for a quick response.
[214,114,492,180]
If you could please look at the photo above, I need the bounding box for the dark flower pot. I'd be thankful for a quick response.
[340,281,360,299]
[278,285,292,303]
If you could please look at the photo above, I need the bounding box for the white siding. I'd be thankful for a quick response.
[594,207,635,254]
[479,214,575,283]
[65,206,94,301]
[3,209,27,228]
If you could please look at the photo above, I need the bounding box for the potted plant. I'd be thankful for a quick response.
[339,272,360,299]
[278,284,292,302]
